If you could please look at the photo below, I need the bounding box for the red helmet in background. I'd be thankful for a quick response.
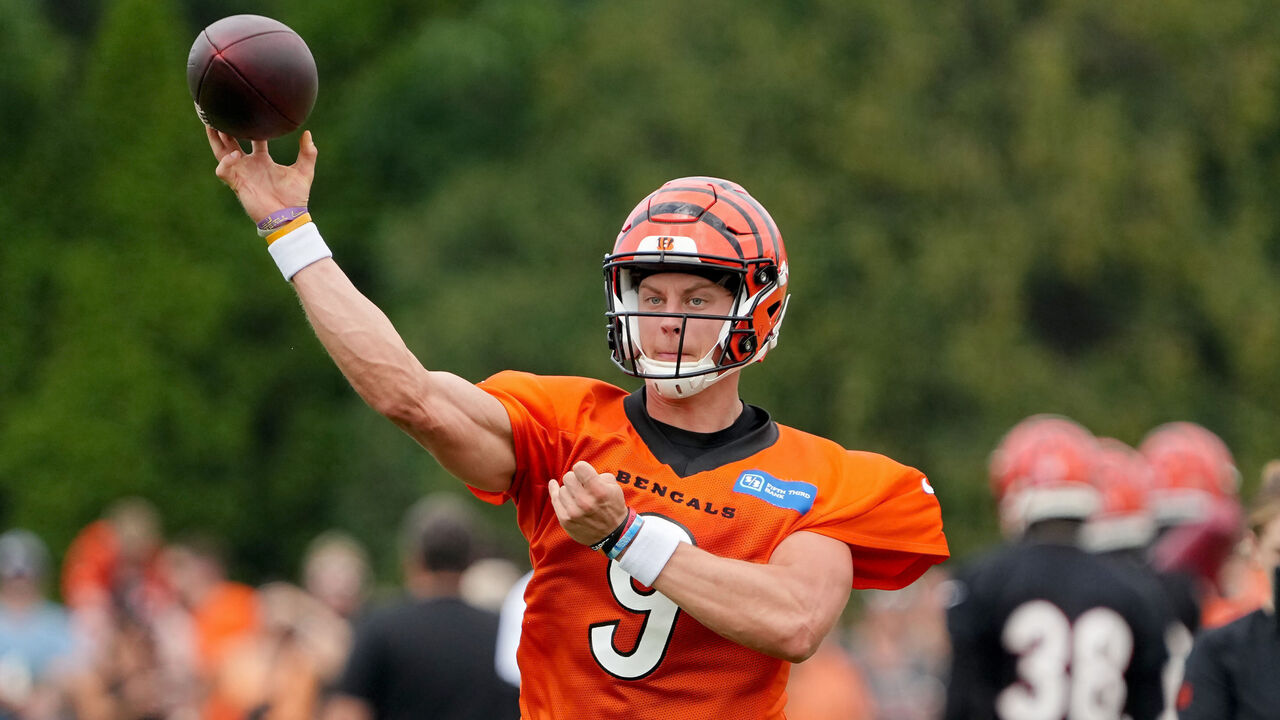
[1139,422,1240,527]
[604,177,790,398]
[989,415,1101,536]
[1083,438,1157,552]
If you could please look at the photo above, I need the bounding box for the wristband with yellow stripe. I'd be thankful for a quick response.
[264,218,332,281]
[265,212,312,244]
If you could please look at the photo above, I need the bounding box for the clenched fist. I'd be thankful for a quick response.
[548,461,629,547]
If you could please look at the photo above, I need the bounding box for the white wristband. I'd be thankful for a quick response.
[616,515,689,586]
[267,222,332,280]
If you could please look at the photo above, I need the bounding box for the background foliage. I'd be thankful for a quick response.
[4,0,1280,583]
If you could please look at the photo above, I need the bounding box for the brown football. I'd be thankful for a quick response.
[187,15,318,140]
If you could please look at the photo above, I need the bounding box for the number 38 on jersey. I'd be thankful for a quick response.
[998,600,1134,720]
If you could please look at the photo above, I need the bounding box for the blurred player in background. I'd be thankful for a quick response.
[300,531,371,624]
[944,415,1170,720]
[326,494,518,720]
[0,530,77,720]
[1082,438,1190,720]
[202,128,948,719]
[163,534,260,720]
[846,568,951,720]
[1140,422,1245,632]
[61,497,169,650]
[1195,459,1279,629]
[1176,488,1280,719]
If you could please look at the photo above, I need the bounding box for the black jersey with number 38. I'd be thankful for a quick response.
[944,541,1171,720]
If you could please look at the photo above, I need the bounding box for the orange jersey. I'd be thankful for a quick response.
[472,372,948,720]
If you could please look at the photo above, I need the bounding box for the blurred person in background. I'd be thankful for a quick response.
[457,557,523,614]
[325,494,518,720]
[217,531,364,720]
[301,532,371,625]
[66,598,183,720]
[1139,422,1245,632]
[492,570,531,689]
[1196,460,1280,629]
[944,415,1170,720]
[1176,488,1280,719]
[62,498,170,654]
[1080,438,1159,558]
[0,530,77,720]
[783,627,875,720]
[847,569,950,720]
[458,557,525,695]
[163,535,260,720]
[219,581,351,720]
[1082,438,1191,720]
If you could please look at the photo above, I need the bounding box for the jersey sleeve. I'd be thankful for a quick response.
[799,452,949,590]
[470,371,570,506]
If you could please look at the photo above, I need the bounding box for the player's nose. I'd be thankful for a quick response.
[659,312,683,335]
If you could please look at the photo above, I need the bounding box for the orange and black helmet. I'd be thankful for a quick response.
[988,414,1101,535]
[604,177,789,397]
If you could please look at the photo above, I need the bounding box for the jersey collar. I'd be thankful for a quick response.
[623,388,779,478]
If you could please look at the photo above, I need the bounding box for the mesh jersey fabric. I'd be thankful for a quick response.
[471,371,948,720]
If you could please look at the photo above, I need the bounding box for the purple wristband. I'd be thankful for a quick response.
[256,206,309,235]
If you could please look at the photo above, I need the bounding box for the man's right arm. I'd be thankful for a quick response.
[203,128,516,493]
[289,260,516,492]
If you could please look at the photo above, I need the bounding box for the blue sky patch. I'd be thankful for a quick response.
[733,470,816,513]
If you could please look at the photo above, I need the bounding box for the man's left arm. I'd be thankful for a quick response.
[549,461,852,662]
[650,531,852,663]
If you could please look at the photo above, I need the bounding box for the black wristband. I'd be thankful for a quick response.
[591,508,635,553]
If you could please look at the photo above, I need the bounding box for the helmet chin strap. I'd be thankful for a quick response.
[641,360,741,398]
[630,314,736,398]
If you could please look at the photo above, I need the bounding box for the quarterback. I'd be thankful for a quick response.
[204,128,949,719]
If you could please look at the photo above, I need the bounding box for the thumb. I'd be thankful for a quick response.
[573,461,603,486]
[295,131,318,178]
[214,150,243,186]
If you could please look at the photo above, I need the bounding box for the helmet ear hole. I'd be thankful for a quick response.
[766,301,781,318]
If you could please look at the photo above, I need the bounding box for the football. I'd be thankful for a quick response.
[187,15,318,140]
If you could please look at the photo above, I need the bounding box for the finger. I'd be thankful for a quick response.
[250,139,270,156]
[561,465,587,492]
[207,128,238,159]
[214,150,243,185]
[205,126,227,158]
[572,460,605,489]
[219,131,245,154]
[556,472,588,516]
[548,479,573,519]
[574,462,619,501]
[294,131,318,178]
